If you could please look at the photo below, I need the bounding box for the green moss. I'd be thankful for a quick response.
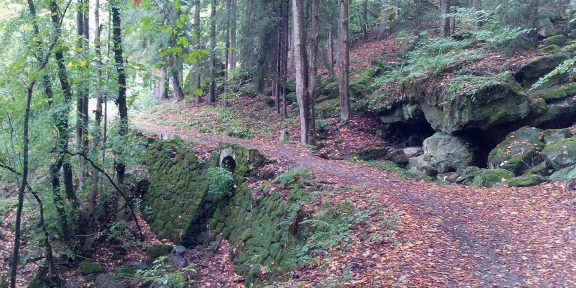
[533,82,576,101]
[79,261,104,275]
[471,169,515,188]
[488,127,545,175]
[508,174,547,187]
[543,35,567,46]
[542,137,576,170]
[146,244,173,261]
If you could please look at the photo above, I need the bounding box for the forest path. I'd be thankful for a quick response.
[135,121,576,287]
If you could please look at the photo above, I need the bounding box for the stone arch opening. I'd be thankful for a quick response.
[221,155,236,172]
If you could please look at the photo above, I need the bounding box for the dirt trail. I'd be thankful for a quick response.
[135,122,576,287]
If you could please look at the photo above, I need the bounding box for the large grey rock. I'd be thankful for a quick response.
[418,75,530,134]
[487,127,545,175]
[408,133,476,175]
[550,165,576,180]
[403,147,424,158]
[542,137,576,170]
[543,128,574,144]
[514,53,569,87]
[422,132,476,173]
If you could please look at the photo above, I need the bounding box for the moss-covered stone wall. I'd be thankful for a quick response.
[142,138,304,285]
[142,138,219,245]
[210,185,306,285]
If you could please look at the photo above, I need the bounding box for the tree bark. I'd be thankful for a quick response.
[328,30,334,76]
[155,68,169,100]
[339,0,351,123]
[362,0,368,39]
[441,0,451,38]
[193,0,202,103]
[209,0,217,104]
[48,0,76,241]
[292,0,315,145]
[111,0,127,213]
[77,0,90,186]
[229,0,237,70]
[308,0,320,125]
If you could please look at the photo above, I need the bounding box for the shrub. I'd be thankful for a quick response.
[207,167,234,198]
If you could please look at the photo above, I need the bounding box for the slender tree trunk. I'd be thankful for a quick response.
[77,0,90,187]
[281,0,289,119]
[309,0,320,125]
[362,0,368,39]
[328,30,334,76]
[10,88,33,288]
[528,0,539,48]
[111,0,127,214]
[472,0,483,27]
[292,0,315,145]
[230,0,237,70]
[339,0,351,123]
[87,0,103,253]
[209,0,217,104]
[194,0,202,103]
[49,0,76,241]
[441,0,451,38]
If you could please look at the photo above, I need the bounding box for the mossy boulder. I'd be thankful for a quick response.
[488,127,545,175]
[508,174,547,187]
[471,169,515,188]
[543,128,574,144]
[79,261,104,275]
[543,35,567,47]
[94,273,140,288]
[146,244,173,262]
[550,165,576,180]
[542,137,576,170]
[419,74,530,134]
[514,53,568,87]
[532,83,576,101]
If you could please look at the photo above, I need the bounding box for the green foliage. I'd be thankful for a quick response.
[147,244,174,261]
[271,167,314,188]
[79,261,105,275]
[531,58,576,90]
[296,201,372,264]
[207,167,234,198]
[107,220,132,244]
[137,256,196,288]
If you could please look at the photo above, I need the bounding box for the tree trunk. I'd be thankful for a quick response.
[441,0,451,38]
[155,68,169,100]
[230,0,237,70]
[339,0,351,123]
[111,0,127,213]
[77,0,90,187]
[472,0,483,27]
[49,0,76,241]
[281,0,289,119]
[362,0,368,39]
[528,0,539,48]
[194,0,202,103]
[87,0,103,253]
[209,0,217,104]
[308,0,320,125]
[328,30,334,76]
[292,0,315,145]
